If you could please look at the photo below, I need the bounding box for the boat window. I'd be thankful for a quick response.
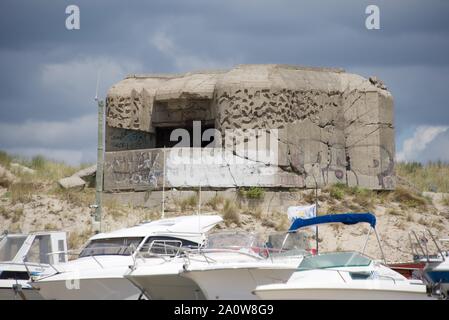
[79,237,143,257]
[206,232,264,249]
[139,236,199,256]
[58,239,66,263]
[266,231,310,257]
[0,270,30,280]
[0,235,27,261]
[25,235,52,264]
[297,252,372,270]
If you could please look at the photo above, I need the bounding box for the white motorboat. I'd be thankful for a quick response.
[32,215,222,300]
[254,213,430,300]
[410,230,449,299]
[125,231,309,300]
[424,255,449,299]
[0,231,67,300]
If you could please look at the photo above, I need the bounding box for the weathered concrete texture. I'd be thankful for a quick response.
[105,64,395,191]
[105,126,155,151]
[58,176,86,190]
[103,148,303,191]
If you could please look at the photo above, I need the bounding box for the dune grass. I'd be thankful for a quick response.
[396,161,449,193]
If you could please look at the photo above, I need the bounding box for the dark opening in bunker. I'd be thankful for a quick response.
[155,124,216,148]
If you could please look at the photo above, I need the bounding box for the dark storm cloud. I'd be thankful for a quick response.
[0,0,448,163]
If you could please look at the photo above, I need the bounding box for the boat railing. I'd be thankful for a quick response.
[181,243,304,266]
[139,239,184,258]
[410,229,447,262]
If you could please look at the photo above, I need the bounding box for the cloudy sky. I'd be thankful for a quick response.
[0,0,448,165]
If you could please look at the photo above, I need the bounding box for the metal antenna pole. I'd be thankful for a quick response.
[161,148,166,219]
[94,99,104,233]
[198,184,201,215]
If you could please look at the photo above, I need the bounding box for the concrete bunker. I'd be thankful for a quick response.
[103,64,395,211]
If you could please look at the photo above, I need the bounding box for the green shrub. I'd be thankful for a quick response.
[240,187,265,199]
[329,183,345,200]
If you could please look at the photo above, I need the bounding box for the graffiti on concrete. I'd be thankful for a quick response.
[104,150,162,190]
[106,126,154,152]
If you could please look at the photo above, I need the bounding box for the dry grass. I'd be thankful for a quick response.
[418,217,431,227]
[327,202,349,214]
[302,191,316,203]
[206,194,224,210]
[0,205,6,217]
[252,207,263,219]
[1,151,91,183]
[0,151,12,167]
[396,161,449,193]
[0,205,23,222]
[442,195,449,207]
[104,199,126,220]
[68,228,93,251]
[221,199,240,225]
[9,182,37,204]
[386,208,402,216]
[275,213,290,231]
[390,187,427,208]
[44,223,58,230]
[51,187,95,207]
[179,194,198,211]
[3,206,25,223]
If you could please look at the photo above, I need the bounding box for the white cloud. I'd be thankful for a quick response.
[0,114,97,165]
[150,31,236,72]
[397,125,449,162]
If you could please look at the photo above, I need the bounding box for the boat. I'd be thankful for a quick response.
[125,230,310,300]
[0,231,68,300]
[254,213,430,300]
[410,230,449,299]
[31,215,222,300]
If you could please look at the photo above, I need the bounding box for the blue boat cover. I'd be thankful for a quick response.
[288,213,376,232]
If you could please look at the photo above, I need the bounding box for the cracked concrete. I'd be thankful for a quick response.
[104,64,395,192]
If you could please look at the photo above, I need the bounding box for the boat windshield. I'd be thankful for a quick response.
[79,237,143,257]
[266,231,310,257]
[297,252,372,270]
[24,234,53,264]
[205,231,310,258]
[0,235,27,262]
[206,232,264,249]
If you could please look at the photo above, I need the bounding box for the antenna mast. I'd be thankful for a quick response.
[94,70,104,233]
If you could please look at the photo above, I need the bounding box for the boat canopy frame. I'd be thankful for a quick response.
[284,212,387,264]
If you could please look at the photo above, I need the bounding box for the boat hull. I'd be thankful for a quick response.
[0,280,43,300]
[32,277,142,300]
[254,282,430,300]
[184,267,297,300]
